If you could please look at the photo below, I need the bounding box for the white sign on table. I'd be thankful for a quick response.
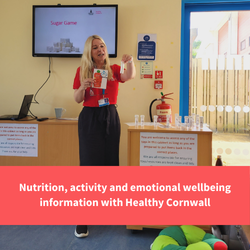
[0,123,38,157]
[140,132,197,166]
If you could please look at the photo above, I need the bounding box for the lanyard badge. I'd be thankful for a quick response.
[98,98,110,107]
[98,89,109,107]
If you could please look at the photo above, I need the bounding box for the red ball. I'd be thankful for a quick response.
[214,241,228,250]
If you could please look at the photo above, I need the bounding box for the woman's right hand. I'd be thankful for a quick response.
[80,78,95,90]
[74,78,95,103]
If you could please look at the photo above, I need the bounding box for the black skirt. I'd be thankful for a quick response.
[78,105,120,166]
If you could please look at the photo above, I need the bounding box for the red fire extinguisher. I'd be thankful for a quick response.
[150,92,173,123]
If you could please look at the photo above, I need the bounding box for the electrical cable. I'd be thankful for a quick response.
[28,57,51,119]
[27,107,38,119]
[33,57,51,105]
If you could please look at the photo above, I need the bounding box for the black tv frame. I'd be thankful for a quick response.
[32,4,118,58]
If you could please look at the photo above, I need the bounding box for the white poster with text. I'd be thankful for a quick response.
[140,132,197,166]
[0,123,38,157]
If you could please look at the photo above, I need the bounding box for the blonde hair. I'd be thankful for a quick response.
[80,35,113,83]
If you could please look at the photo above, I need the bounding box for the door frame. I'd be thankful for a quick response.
[179,0,250,118]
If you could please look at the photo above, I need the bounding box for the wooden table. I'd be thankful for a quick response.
[0,118,79,166]
[126,124,212,231]
[127,124,212,166]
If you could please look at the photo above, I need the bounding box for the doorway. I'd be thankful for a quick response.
[190,11,250,165]
[180,1,250,166]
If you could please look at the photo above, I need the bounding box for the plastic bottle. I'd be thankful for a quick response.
[215,155,223,166]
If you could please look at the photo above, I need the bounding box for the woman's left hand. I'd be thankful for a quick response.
[121,54,133,64]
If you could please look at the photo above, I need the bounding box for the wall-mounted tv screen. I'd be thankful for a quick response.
[32,4,118,58]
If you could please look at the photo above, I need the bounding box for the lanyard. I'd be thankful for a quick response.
[89,87,106,97]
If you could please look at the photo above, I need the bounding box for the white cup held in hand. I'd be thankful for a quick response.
[55,108,66,119]
[120,61,125,74]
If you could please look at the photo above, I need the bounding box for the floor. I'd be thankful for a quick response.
[0,225,160,250]
[0,225,248,250]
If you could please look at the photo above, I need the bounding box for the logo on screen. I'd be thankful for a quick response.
[88,10,94,15]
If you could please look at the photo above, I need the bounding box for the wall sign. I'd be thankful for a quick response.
[137,34,157,61]
[155,70,163,79]
[140,132,197,166]
[154,80,163,89]
[140,61,153,79]
[0,123,38,157]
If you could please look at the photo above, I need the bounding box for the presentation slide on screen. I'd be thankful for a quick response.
[34,7,116,55]
[0,166,249,225]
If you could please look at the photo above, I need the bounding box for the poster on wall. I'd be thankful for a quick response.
[137,34,157,60]
[155,70,163,79]
[140,61,153,79]
[140,132,197,166]
[0,123,38,157]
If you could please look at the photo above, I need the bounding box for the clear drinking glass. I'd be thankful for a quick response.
[166,114,170,128]
[196,114,200,128]
[184,116,189,129]
[153,115,158,128]
[135,115,139,126]
[200,116,204,129]
[189,116,193,129]
[140,115,145,127]
[178,116,182,127]
[175,114,179,128]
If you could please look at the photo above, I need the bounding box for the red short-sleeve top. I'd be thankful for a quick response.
[73,64,124,107]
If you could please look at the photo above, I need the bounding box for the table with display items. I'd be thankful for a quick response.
[0,118,79,166]
[126,124,213,232]
[127,124,212,166]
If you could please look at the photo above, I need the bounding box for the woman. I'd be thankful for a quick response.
[73,35,136,237]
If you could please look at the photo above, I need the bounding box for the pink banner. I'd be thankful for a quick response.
[0,166,249,225]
